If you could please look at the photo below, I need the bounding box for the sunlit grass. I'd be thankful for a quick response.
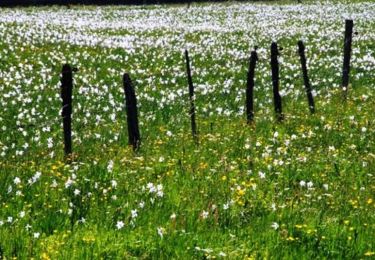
[0,1,374,258]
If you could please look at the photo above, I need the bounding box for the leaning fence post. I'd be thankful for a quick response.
[60,64,73,158]
[298,40,315,114]
[185,50,197,142]
[270,42,283,122]
[246,47,258,123]
[123,73,140,151]
[342,19,354,99]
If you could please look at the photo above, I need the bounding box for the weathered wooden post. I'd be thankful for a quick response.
[185,50,197,142]
[123,73,140,150]
[270,42,283,122]
[60,64,73,158]
[298,40,315,114]
[342,19,354,98]
[246,47,259,123]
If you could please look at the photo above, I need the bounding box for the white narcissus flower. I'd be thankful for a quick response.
[271,222,279,230]
[116,221,124,230]
[131,209,138,219]
[201,210,209,219]
[13,177,21,185]
[157,227,165,238]
[19,211,25,218]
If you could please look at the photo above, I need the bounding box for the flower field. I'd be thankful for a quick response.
[0,1,374,258]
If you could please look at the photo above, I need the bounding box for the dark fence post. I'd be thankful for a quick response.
[246,47,258,123]
[123,73,140,151]
[270,42,283,122]
[298,40,315,114]
[342,19,353,98]
[61,64,73,158]
[185,50,197,142]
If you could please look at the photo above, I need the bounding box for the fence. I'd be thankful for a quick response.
[1,19,355,161]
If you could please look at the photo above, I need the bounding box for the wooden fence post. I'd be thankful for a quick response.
[298,40,315,114]
[61,64,73,158]
[123,73,140,150]
[342,19,353,98]
[246,47,258,123]
[185,50,197,142]
[270,42,283,122]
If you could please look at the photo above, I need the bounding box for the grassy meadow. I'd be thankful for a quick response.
[0,1,374,258]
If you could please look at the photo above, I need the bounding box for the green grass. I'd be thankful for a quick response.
[0,1,374,259]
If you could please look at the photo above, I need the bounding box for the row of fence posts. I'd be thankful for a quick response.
[60,19,354,160]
